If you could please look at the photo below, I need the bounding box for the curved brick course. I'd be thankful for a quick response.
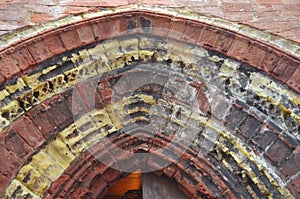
[0,0,300,42]
[0,4,299,199]
[0,8,299,91]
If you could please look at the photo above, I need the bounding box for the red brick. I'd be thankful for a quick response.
[10,45,35,71]
[69,187,89,199]
[182,21,203,42]
[281,0,300,4]
[46,95,73,130]
[47,174,70,195]
[43,191,57,199]
[250,21,295,30]
[163,165,177,178]
[255,0,282,4]
[238,116,261,139]
[258,11,284,22]
[101,0,129,6]
[43,33,66,55]
[30,13,53,23]
[73,163,94,181]
[260,48,282,74]
[120,13,139,33]
[59,0,101,6]
[90,18,112,42]
[60,177,78,198]
[214,30,234,53]
[246,42,267,68]
[108,16,122,38]
[151,14,172,37]
[0,145,21,178]
[280,148,300,180]
[75,79,98,112]
[64,89,87,119]
[225,106,247,131]
[101,168,121,183]
[128,0,138,3]
[91,16,122,40]
[110,147,135,162]
[26,105,59,139]
[191,82,210,116]
[0,0,299,43]
[287,64,300,93]
[196,181,215,198]
[141,0,173,5]
[93,161,110,174]
[287,174,300,199]
[27,39,52,62]
[179,178,196,197]
[252,128,277,151]
[147,154,170,171]
[0,73,4,85]
[198,26,220,49]
[272,56,299,82]
[265,138,292,165]
[88,142,106,157]
[75,22,95,45]
[227,35,250,61]
[222,3,253,12]
[223,11,255,22]
[153,169,163,177]
[0,127,33,159]
[94,81,112,106]
[63,6,98,15]
[59,27,81,50]
[13,116,45,149]
[89,177,107,198]
[80,168,98,188]
[0,54,20,79]
[279,28,300,42]
[0,174,10,193]
[98,80,113,105]
[64,155,86,176]
[173,170,183,183]
[93,152,116,168]
[168,18,187,40]
[179,184,194,199]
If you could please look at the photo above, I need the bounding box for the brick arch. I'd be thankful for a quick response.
[0,6,299,93]
[0,5,299,199]
[44,133,233,199]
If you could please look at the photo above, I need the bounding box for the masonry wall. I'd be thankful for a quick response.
[0,1,299,199]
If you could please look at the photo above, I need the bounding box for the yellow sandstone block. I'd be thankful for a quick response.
[88,45,106,60]
[102,40,123,61]
[0,89,9,101]
[30,150,64,181]
[16,164,50,195]
[22,72,41,88]
[5,179,40,199]
[139,37,156,49]
[6,78,26,93]
[58,123,85,156]
[46,137,76,169]
[42,65,57,75]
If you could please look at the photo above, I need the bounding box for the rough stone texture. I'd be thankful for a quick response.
[0,2,299,199]
[0,34,297,198]
[0,0,298,43]
[0,10,297,95]
[12,116,45,149]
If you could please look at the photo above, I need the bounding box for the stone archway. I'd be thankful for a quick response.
[0,5,299,199]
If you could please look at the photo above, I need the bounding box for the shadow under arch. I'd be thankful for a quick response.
[45,131,233,199]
